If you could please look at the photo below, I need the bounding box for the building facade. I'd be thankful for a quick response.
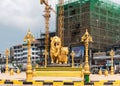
[10,39,40,66]
[0,53,6,68]
[22,40,40,65]
[38,32,56,65]
[10,32,56,67]
[10,44,23,65]
[56,0,120,52]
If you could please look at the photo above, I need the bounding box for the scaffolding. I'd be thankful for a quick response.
[56,0,120,51]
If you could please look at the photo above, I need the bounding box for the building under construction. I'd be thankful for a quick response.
[56,0,120,52]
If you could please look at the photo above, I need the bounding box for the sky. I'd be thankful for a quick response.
[0,0,120,53]
[0,0,58,52]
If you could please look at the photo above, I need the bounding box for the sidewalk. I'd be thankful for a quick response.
[1,72,120,85]
[90,74,120,81]
[0,72,82,81]
[0,72,120,81]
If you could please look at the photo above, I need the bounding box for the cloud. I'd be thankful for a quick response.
[0,0,58,32]
[0,0,59,51]
[1,0,119,32]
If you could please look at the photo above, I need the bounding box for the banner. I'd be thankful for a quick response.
[72,46,84,58]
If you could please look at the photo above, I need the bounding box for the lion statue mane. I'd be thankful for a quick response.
[50,36,68,64]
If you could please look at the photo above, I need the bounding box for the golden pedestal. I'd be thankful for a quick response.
[10,69,14,75]
[110,66,114,75]
[17,68,20,74]
[5,65,9,73]
[80,70,84,78]
[81,70,84,78]
[104,69,108,76]
[81,29,93,83]
[35,64,39,68]
[5,49,9,73]
[26,63,33,80]
[110,50,115,75]
[84,63,90,74]
[24,29,35,81]
[70,51,75,68]
[36,67,81,77]
[99,69,102,75]
[80,64,84,78]
[80,64,83,69]
[33,69,36,77]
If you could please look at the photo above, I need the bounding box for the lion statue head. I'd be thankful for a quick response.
[51,36,61,50]
[50,36,68,64]
[50,36,61,63]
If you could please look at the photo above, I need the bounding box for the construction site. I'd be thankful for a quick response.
[56,0,120,52]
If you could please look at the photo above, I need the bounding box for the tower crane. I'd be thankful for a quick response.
[40,0,55,52]
[40,0,64,51]
[58,0,64,46]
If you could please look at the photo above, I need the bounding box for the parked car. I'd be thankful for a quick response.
[90,65,106,74]
[13,67,20,73]
[1,66,5,73]
[114,65,120,74]
[21,64,27,71]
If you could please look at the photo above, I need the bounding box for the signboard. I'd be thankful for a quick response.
[106,60,112,66]
[72,46,84,58]
[93,52,106,57]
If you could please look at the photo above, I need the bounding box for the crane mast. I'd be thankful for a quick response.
[40,0,55,52]
[44,0,50,52]
[58,0,64,46]
[41,0,64,50]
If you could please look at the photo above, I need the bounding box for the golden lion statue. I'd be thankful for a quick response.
[50,36,68,64]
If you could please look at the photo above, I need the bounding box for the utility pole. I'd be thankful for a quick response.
[70,51,75,68]
[5,49,9,73]
[81,29,93,83]
[110,49,115,75]
[24,29,35,80]
[43,50,48,68]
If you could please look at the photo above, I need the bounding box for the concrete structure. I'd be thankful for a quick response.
[56,0,120,66]
[0,53,6,67]
[56,0,120,52]
[38,32,55,65]
[93,42,120,66]
[10,32,55,67]
[22,39,40,65]
[10,45,23,66]
[10,39,40,66]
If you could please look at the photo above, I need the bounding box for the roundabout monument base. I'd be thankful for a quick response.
[36,66,82,77]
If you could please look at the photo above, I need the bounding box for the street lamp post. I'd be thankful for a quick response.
[2,56,4,70]
[24,29,35,81]
[81,29,93,83]
[70,51,75,68]
[5,49,9,73]
[110,49,115,75]
[43,50,48,68]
